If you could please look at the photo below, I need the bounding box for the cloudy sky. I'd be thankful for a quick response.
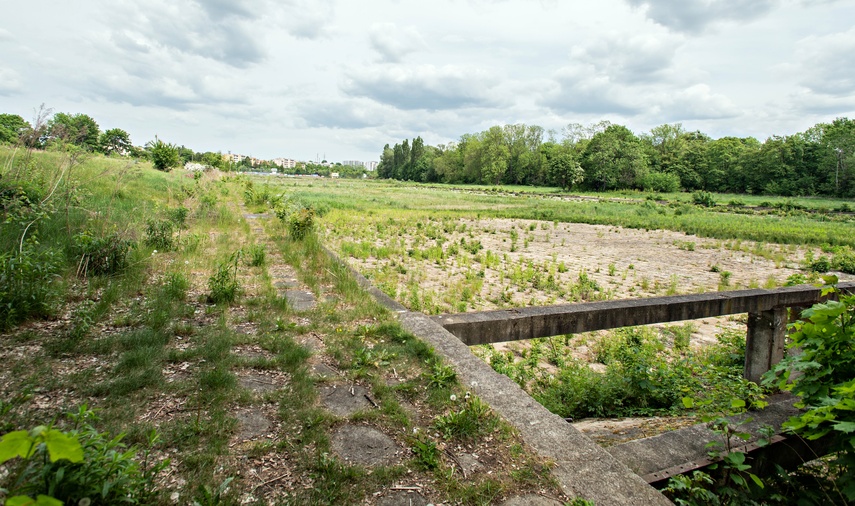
[1,0,854,162]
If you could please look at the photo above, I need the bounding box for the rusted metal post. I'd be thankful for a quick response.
[744,307,788,383]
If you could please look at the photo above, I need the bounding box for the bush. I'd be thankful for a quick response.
[72,231,133,276]
[765,277,855,501]
[144,219,175,251]
[0,407,167,505]
[0,243,62,330]
[286,207,315,240]
[640,171,681,193]
[692,191,716,207]
[207,251,241,304]
[145,137,180,172]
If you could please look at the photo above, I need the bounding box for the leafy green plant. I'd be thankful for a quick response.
[0,242,62,330]
[191,476,234,506]
[72,231,132,276]
[143,218,175,251]
[433,394,499,440]
[410,434,441,470]
[207,251,242,304]
[243,243,266,267]
[765,276,855,501]
[0,407,167,505]
[426,360,456,389]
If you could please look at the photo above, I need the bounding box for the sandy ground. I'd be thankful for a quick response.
[336,217,848,348]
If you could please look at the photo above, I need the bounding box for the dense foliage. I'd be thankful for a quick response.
[764,277,855,502]
[378,118,855,197]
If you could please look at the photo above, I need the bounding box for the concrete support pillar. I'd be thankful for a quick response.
[744,307,788,383]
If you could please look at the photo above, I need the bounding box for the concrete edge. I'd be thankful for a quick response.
[398,311,673,506]
[606,396,799,478]
[321,244,408,312]
[321,244,672,504]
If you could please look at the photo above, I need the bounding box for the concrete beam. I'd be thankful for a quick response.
[745,308,788,383]
[432,283,855,346]
[399,311,673,506]
[606,395,832,486]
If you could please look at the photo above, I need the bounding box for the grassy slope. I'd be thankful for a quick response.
[0,150,565,505]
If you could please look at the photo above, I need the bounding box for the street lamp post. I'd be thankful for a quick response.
[836,147,843,196]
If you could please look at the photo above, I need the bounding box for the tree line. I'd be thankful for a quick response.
[0,108,227,171]
[377,119,855,197]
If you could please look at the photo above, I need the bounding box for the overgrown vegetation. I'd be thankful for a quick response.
[1,147,570,504]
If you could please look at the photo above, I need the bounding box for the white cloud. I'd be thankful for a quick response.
[794,27,855,98]
[343,64,504,111]
[569,31,681,84]
[0,68,23,96]
[656,84,741,120]
[369,23,428,63]
[625,0,779,33]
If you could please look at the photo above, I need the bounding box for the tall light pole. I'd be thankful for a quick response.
[836,147,844,196]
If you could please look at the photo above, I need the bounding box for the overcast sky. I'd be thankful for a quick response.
[1,0,854,162]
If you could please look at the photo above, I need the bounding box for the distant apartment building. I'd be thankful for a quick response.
[365,161,379,171]
[223,153,246,164]
[341,160,363,168]
[273,158,297,169]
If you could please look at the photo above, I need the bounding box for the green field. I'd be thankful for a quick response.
[2,149,854,504]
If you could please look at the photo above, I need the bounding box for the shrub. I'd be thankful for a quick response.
[0,243,62,330]
[0,407,167,505]
[692,191,716,207]
[166,206,189,229]
[207,251,241,304]
[640,171,681,193]
[145,137,180,172]
[72,231,133,276]
[765,277,855,501]
[286,207,315,240]
[144,219,175,251]
[808,256,832,273]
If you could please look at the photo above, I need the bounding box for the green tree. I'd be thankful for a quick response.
[581,124,649,190]
[0,114,29,144]
[145,137,181,172]
[47,113,100,151]
[200,151,224,169]
[377,143,394,179]
[482,126,509,185]
[819,117,855,196]
[98,128,131,155]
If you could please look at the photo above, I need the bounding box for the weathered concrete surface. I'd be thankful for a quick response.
[432,282,855,345]
[320,384,372,417]
[323,245,408,313]
[330,425,401,467]
[605,394,827,484]
[745,307,787,383]
[399,311,672,506]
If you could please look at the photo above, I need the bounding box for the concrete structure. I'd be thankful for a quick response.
[608,394,832,485]
[433,282,855,383]
[327,244,850,504]
[330,247,671,505]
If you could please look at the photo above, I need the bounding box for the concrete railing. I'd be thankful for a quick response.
[432,282,855,382]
